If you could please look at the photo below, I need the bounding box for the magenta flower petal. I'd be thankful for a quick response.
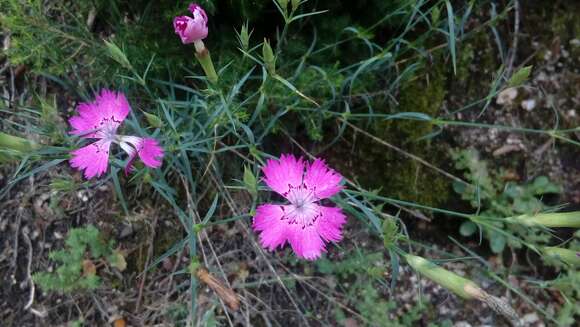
[188,3,208,21]
[253,204,289,251]
[120,137,164,175]
[262,154,305,197]
[68,89,164,179]
[317,206,347,242]
[304,158,343,199]
[137,138,164,168]
[173,3,208,44]
[69,89,130,138]
[252,154,347,260]
[69,102,101,138]
[95,89,131,123]
[288,224,326,260]
[70,140,111,179]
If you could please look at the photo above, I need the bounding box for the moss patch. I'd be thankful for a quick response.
[334,59,451,207]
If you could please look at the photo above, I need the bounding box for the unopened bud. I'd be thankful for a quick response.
[404,254,519,323]
[104,40,132,70]
[262,39,276,74]
[291,0,301,11]
[0,132,38,162]
[277,0,289,11]
[543,246,580,266]
[506,211,580,228]
[404,254,475,299]
[238,22,251,51]
[143,112,164,129]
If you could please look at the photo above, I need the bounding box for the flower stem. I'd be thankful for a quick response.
[195,49,218,85]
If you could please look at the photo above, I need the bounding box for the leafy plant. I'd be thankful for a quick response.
[451,149,561,253]
[317,250,426,326]
[34,225,124,292]
[538,235,580,327]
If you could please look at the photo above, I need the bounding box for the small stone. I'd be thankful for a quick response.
[496,88,518,105]
[521,99,537,111]
[119,224,133,239]
[536,71,548,82]
[522,312,539,324]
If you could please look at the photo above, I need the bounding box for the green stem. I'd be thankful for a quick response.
[195,50,218,85]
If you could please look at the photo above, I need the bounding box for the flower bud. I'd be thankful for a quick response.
[404,254,476,299]
[173,3,208,44]
[291,0,301,11]
[543,246,580,266]
[404,254,519,323]
[238,22,251,51]
[277,0,289,11]
[103,40,132,70]
[506,211,580,228]
[262,39,276,74]
[0,132,38,162]
[143,112,164,129]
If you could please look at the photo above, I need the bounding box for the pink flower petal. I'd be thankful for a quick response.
[262,154,305,197]
[69,102,101,138]
[69,140,111,179]
[288,224,326,260]
[138,138,164,168]
[173,9,208,44]
[253,154,347,260]
[122,137,164,175]
[95,89,131,123]
[317,206,347,242]
[69,89,130,138]
[253,204,289,251]
[304,159,343,199]
[188,3,208,22]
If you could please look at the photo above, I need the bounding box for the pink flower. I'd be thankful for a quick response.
[253,154,347,260]
[173,3,208,44]
[69,89,164,179]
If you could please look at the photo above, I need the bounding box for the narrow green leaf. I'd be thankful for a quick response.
[445,1,456,75]
[202,194,220,224]
[389,249,400,290]
[272,74,319,107]
[111,167,128,216]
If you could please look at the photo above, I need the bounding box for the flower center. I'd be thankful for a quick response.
[283,184,321,228]
[94,116,120,142]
